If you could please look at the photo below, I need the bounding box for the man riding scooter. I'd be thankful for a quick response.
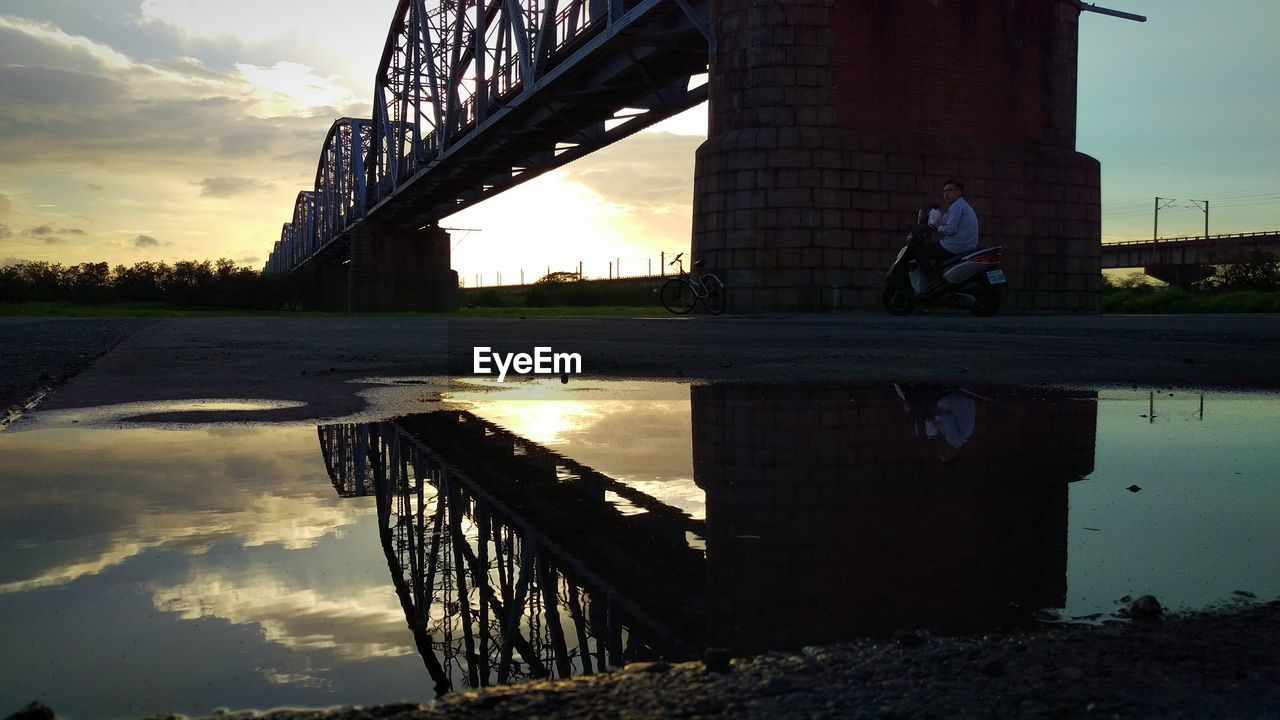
[923,179,978,292]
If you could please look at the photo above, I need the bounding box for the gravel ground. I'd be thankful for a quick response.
[0,318,155,415]
[11,601,1277,720]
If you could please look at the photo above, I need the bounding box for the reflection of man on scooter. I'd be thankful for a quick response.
[895,383,982,462]
[923,179,979,292]
[925,392,976,462]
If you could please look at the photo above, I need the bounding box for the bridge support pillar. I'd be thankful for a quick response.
[297,259,348,311]
[347,223,458,312]
[693,0,1101,313]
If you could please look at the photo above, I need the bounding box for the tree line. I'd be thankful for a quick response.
[0,259,287,309]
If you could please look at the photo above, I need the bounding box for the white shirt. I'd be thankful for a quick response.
[935,197,979,255]
[926,393,976,449]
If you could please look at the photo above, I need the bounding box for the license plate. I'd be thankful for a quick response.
[986,269,1007,285]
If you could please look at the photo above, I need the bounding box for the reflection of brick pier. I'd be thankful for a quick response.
[692,384,1097,650]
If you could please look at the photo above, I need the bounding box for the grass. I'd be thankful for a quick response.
[0,302,305,318]
[0,301,666,319]
[1101,288,1280,314]
[457,305,664,318]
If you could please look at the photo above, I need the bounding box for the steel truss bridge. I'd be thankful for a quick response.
[266,0,710,275]
[319,410,706,693]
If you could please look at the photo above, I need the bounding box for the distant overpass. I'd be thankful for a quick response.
[1102,231,1280,268]
[1101,231,1280,284]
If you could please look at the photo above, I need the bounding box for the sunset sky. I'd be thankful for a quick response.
[0,0,1276,283]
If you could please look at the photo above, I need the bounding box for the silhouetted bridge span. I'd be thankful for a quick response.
[266,0,709,310]
[1102,231,1280,283]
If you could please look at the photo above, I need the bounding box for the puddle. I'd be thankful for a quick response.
[20,399,309,428]
[0,381,1276,718]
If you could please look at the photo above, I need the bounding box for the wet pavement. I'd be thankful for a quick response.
[2,379,1277,719]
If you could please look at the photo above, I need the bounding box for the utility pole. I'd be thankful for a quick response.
[1153,196,1178,240]
[1188,199,1209,240]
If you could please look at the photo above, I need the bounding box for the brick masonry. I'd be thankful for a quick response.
[299,259,347,311]
[690,382,1097,649]
[347,223,459,312]
[693,0,1102,313]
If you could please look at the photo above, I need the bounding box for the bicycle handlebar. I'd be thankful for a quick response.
[668,252,683,266]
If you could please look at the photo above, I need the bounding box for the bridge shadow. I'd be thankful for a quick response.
[318,382,1096,694]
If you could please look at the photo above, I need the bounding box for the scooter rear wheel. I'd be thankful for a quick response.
[970,287,1001,316]
[882,284,915,316]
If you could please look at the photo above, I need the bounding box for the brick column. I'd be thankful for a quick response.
[693,0,1101,313]
[347,223,458,312]
[299,259,347,311]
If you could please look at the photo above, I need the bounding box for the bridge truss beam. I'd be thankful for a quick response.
[268,0,709,276]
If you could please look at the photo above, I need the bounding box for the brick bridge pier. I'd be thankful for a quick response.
[693,0,1102,313]
[298,223,458,312]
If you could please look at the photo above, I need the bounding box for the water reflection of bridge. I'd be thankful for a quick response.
[319,383,1098,694]
[319,410,705,693]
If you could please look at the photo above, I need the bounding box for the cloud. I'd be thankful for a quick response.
[0,192,11,216]
[197,176,272,198]
[134,234,161,248]
[0,17,336,172]
[19,225,86,244]
[564,132,700,210]
[0,224,10,240]
[86,183,105,192]
[0,429,370,596]
[152,571,412,660]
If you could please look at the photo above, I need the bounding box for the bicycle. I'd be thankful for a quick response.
[660,253,725,315]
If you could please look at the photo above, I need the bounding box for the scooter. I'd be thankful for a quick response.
[882,206,1008,316]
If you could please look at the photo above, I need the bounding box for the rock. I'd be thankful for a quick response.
[5,703,56,720]
[620,661,670,674]
[1128,595,1164,621]
[893,630,925,647]
[703,647,733,673]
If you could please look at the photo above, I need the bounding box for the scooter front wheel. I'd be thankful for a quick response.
[882,284,915,316]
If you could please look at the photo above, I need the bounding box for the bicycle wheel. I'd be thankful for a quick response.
[701,274,726,314]
[660,278,697,314]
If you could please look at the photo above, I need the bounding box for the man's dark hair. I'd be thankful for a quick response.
[943,179,964,193]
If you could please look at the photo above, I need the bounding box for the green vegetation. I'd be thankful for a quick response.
[1103,249,1280,314]
[7,252,1275,317]
[0,259,286,310]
